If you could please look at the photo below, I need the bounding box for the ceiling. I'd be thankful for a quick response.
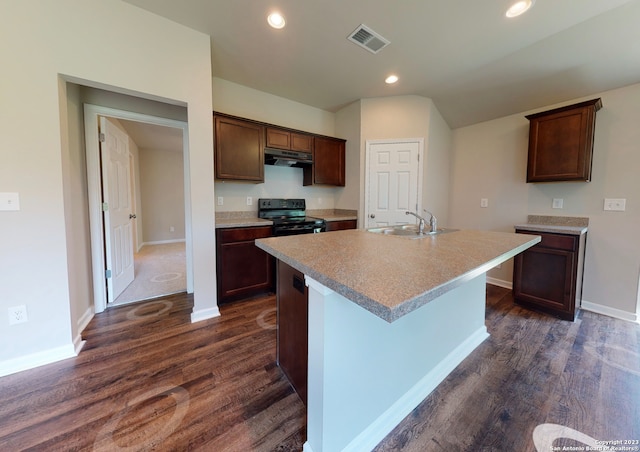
[122,0,640,129]
[119,119,183,153]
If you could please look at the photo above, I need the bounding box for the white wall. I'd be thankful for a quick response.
[212,78,346,212]
[450,84,640,318]
[0,1,215,374]
[357,95,452,226]
[335,101,362,215]
[139,147,186,243]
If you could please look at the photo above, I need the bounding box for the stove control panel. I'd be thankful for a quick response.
[258,198,306,210]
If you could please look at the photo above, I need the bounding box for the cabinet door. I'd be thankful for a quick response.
[214,114,264,182]
[526,98,601,183]
[216,226,274,302]
[290,132,313,153]
[325,219,357,232]
[265,127,290,150]
[305,136,345,186]
[277,260,308,404]
[513,243,578,320]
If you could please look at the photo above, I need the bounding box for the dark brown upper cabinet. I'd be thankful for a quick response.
[525,98,602,183]
[266,127,314,153]
[304,136,346,186]
[214,113,264,182]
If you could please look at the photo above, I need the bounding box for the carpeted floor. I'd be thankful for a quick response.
[113,242,186,305]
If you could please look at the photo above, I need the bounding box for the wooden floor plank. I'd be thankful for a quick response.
[1,287,639,451]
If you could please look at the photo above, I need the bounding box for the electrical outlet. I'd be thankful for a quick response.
[8,305,28,325]
[552,198,563,209]
[246,196,252,206]
[170,226,175,233]
[217,196,223,206]
[480,198,488,208]
[604,198,626,211]
[0,192,20,211]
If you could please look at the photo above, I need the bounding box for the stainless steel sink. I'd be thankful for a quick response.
[367,224,458,238]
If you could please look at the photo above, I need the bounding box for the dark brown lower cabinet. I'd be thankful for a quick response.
[216,226,274,303]
[277,260,308,405]
[325,219,357,232]
[513,230,587,321]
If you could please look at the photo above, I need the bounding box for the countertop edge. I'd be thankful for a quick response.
[256,233,541,323]
[215,218,273,229]
[515,224,588,235]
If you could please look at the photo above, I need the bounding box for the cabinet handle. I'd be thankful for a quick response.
[370,214,375,219]
[129,214,137,219]
[293,275,305,295]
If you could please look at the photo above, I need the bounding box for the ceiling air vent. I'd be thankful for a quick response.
[347,24,390,54]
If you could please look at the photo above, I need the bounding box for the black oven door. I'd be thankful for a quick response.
[274,224,326,236]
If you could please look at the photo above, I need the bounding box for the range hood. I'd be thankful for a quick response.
[264,147,313,167]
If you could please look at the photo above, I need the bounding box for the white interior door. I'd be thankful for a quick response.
[100,117,135,302]
[366,139,422,228]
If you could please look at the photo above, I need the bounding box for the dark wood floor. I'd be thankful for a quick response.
[0,286,638,451]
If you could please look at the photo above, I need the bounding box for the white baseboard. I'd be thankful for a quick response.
[343,326,490,452]
[140,239,186,247]
[486,277,512,290]
[191,306,221,323]
[73,306,94,355]
[581,300,639,324]
[0,344,77,378]
[77,305,94,333]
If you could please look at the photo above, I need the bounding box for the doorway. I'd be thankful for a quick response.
[84,104,193,314]
[364,138,423,228]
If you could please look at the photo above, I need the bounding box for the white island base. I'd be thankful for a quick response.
[303,273,489,452]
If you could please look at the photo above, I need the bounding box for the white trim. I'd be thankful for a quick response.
[76,306,94,338]
[486,277,512,290]
[73,306,94,356]
[0,345,77,378]
[364,138,424,229]
[83,104,193,314]
[190,306,221,323]
[581,299,640,324]
[140,239,186,247]
[342,326,489,452]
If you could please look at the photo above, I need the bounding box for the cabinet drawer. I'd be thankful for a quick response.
[516,230,577,251]
[217,226,273,243]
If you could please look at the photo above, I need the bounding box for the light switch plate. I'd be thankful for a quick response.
[604,198,626,211]
[0,192,20,211]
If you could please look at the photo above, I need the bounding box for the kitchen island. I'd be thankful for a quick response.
[256,229,539,452]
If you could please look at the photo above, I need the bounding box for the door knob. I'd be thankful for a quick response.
[129,214,137,219]
[370,214,375,219]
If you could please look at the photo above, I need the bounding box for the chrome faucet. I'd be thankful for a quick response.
[406,210,438,234]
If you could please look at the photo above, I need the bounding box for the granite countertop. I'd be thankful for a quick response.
[256,229,539,322]
[515,215,589,235]
[215,211,272,228]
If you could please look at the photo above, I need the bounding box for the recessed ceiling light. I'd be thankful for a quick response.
[267,12,286,29]
[506,0,535,18]
[385,75,399,84]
